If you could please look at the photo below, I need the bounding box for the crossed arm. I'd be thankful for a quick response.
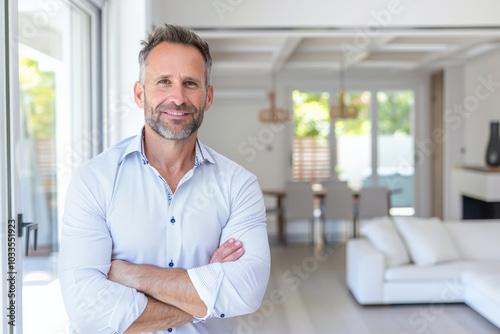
[108,238,245,333]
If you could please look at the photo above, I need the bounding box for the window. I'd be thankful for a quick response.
[376,91,415,215]
[292,88,416,214]
[17,1,102,332]
[334,91,371,189]
[292,90,331,182]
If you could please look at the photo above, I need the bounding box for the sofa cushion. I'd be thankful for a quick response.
[462,265,500,284]
[360,216,410,266]
[393,216,461,266]
[445,221,500,261]
[385,261,465,281]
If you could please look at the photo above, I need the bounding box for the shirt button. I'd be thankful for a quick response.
[169,261,174,267]
[167,328,173,332]
[221,313,225,318]
[170,217,175,223]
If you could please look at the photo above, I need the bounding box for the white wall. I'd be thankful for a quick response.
[104,0,149,146]
[199,97,289,189]
[445,49,500,220]
[463,49,500,165]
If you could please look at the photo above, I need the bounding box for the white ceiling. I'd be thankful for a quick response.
[196,28,500,80]
[150,1,500,89]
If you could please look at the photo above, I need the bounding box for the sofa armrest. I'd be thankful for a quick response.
[346,238,385,304]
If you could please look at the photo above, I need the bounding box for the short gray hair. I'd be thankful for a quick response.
[138,24,212,88]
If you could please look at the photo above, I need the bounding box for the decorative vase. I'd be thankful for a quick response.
[485,121,500,167]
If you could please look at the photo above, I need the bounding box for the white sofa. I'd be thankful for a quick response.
[346,216,500,328]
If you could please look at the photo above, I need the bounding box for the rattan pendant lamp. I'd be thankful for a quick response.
[330,65,359,119]
[258,69,290,123]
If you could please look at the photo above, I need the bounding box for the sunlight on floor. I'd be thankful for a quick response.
[23,280,69,334]
[23,255,70,334]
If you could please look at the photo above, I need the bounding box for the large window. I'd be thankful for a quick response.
[291,88,415,214]
[17,1,102,332]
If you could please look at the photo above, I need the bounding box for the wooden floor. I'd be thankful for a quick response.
[233,243,500,334]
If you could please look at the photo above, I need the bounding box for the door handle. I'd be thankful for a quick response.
[18,213,39,256]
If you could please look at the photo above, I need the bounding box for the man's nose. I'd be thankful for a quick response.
[167,84,186,105]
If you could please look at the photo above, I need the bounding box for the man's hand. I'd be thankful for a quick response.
[210,238,245,263]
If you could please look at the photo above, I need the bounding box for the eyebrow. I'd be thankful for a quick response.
[153,74,203,85]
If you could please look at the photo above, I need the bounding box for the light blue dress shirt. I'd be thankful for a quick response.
[58,130,271,333]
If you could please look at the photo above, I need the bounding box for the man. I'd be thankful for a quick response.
[59,24,271,333]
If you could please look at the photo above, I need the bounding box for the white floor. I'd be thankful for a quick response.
[233,243,500,334]
[21,244,500,334]
[23,254,69,334]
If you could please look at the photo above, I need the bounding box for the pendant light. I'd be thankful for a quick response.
[258,69,290,123]
[330,66,359,119]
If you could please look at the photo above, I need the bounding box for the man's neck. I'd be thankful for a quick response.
[143,126,197,191]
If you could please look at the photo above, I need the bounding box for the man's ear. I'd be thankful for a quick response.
[133,81,145,108]
[204,85,214,112]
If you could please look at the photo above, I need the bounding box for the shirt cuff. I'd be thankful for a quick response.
[187,263,223,322]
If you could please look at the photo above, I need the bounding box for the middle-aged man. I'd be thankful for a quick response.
[59,24,271,333]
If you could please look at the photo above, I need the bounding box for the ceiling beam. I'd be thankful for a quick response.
[343,35,397,70]
[407,37,500,71]
[270,37,302,72]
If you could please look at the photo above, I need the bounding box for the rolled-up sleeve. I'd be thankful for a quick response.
[58,167,148,333]
[187,173,271,320]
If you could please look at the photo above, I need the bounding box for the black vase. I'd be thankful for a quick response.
[485,121,500,167]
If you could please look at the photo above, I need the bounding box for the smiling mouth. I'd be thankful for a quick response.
[164,111,190,116]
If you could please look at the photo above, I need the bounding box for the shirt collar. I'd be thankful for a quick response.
[195,138,215,166]
[119,126,215,166]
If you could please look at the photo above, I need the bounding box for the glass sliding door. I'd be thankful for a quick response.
[376,91,415,215]
[1,1,102,333]
[329,89,415,214]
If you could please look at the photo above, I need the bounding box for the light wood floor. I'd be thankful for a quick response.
[233,243,500,334]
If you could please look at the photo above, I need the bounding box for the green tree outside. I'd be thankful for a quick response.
[19,57,56,139]
[292,90,412,137]
[377,91,413,135]
[292,90,330,141]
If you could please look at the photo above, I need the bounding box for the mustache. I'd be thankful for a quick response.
[156,103,196,113]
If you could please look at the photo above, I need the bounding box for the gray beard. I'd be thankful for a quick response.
[145,97,205,140]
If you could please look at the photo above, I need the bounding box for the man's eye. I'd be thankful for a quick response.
[158,79,169,84]
[185,81,197,87]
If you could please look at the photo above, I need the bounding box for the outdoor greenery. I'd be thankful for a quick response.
[377,91,413,135]
[292,90,330,140]
[18,57,56,139]
[333,91,371,136]
[292,90,413,138]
